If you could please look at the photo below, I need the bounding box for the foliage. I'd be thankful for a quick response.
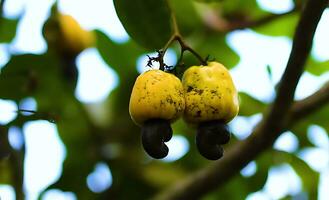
[0,0,328,199]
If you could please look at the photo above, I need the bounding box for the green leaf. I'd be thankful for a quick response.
[113,0,172,50]
[219,0,269,19]
[307,105,329,132]
[0,54,54,100]
[0,159,11,184]
[266,65,273,82]
[194,0,223,2]
[238,92,266,116]
[290,155,319,199]
[306,57,329,76]
[96,30,147,114]
[0,54,66,108]
[95,30,146,76]
[0,18,19,43]
[245,153,271,192]
[194,32,240,68]
[168,0,203,36]
[291,122,315,148]
[274,150,320,199]
[252,13,299,37]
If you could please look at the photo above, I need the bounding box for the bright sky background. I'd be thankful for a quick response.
[0,0,328,199]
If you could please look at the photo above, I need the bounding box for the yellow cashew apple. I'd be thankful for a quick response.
[182,61,239,124]
[129,69,185,159]
[182,61,239,160]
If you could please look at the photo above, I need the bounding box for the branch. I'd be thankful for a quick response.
[226,9,297,32]
[154,82,329,200]
[203,7,298,33]
[0,126,10,159]
[153,0,328,199]
[0,126,25,200]
[290,81,329,123]
[9,146,25,200]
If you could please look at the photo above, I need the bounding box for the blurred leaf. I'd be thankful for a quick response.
[205,175,249,200]
[290,156,319,199]
[245,153,271,192]
[307,105,329,132]
[0,18,19,43]
[274,150,319,199]
[291,122,315,148]
[195,0,223,2]
[238,92,266,116]
[0,54,63,102]
[42,97,100,199]
[0,159,11,184]
[168,0,203,36]
[292,104,329,137]
[113,0,172,50]
[96,30,146,118]
[142,163,187,188]
[306,57,329,76]
[219,0,269,19]
[252,13,299,37]
[266,65,273,82]
[206,151,272,200]
[95,30,146,76]
[194,33,240,68]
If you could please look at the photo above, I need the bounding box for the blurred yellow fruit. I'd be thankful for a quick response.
[44,13,95,55]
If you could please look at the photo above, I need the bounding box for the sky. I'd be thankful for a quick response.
[0,0,329,199]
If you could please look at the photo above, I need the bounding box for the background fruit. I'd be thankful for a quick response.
[43,12,95,56]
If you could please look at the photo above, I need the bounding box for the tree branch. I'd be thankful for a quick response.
[226,9,297,32]
[154,82,329,200]
[0,126,25,200]
[153,0,328,199]
[290,81,329,123]
[9,146,25,200]
[203,7,298,33]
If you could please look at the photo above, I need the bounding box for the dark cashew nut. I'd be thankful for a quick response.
[196,120,231,160]
[141,119,173,159]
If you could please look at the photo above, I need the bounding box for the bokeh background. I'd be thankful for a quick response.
[0,0,328,199]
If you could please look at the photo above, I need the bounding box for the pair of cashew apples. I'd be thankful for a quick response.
[129,62,239,160]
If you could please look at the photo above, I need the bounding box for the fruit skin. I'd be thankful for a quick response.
[44,13,95,56]
[129,70,185,126]
[182,61,239,124]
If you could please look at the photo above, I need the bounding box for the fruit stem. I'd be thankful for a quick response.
[156,0,207,71]
[176,37,207,66]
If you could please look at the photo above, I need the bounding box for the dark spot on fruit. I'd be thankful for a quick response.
[196,89,203,95]
[187,86,193,92]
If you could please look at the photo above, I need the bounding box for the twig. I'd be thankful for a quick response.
[150,1,207,70]
[153,0,328,199]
